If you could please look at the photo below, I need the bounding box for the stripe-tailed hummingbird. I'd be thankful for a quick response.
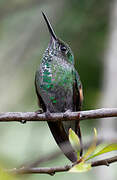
[35,12,83,162]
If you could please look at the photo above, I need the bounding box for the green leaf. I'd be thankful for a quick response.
[69,128,80,159]
[69,162,91,173]
[82,128,97,161]
[86,143,108,161]
[87,143,117,160]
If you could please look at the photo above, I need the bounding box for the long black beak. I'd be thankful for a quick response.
[42,11,57,40]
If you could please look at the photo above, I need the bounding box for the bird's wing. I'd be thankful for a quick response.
[35,71,46,112]
[47,121,77,162]
[73,70,83,155]
[35,71,77,162]
[47,70,84,162]
[73,70,83,112]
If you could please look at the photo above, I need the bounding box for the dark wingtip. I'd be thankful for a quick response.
[48,121,77,162]
[42,11,57,40]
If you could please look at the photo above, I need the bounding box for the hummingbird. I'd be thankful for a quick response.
[35,12,83,162]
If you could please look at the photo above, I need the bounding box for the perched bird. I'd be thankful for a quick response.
[35,12,83,162]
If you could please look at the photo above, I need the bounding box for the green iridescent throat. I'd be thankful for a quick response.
[41,52,75,104]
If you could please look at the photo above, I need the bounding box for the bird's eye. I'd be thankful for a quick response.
[60,45,67,52]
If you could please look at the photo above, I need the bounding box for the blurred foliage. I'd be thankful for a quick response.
[0,0,112,179]
[0,167,18,180]
[57,0,110,109]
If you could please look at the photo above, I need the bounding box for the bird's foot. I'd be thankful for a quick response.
[65,109,72,113]
[63,109,71,118]
[35,109,43,114]
[45,109,51,120]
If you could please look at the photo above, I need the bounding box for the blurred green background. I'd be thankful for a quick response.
[0,0,116,179]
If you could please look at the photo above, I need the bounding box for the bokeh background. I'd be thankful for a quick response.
[0,0,117,179]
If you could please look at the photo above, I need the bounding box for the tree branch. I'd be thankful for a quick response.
[1,108,117,122]
[2,108,117,175]
[91,156,117,167]
[18,136,117,170]
[10,165,71,175]
[8,156,117,175]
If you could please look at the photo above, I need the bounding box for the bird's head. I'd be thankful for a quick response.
[42,12,74,65]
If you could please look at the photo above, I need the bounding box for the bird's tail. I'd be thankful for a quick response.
[48,121,78,162]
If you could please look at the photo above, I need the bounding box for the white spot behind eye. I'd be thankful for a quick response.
[65,50,68,55]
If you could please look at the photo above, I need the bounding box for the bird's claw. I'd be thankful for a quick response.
[35,109,43,114]
[45,110,51,119]
[63,109,71,118]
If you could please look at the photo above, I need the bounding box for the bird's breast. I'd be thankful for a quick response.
[37,60,75,112]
